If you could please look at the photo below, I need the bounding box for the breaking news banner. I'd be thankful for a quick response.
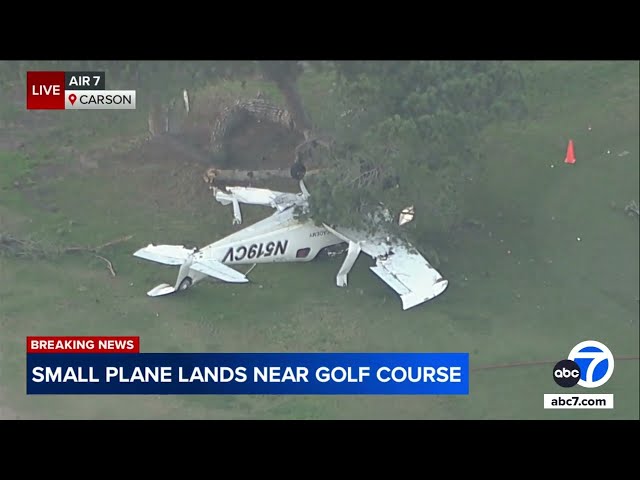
[26,336,469,395]
[26,71,136,110]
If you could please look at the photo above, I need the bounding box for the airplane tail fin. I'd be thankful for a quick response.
[133,244,248,297]
[133,244,198,296]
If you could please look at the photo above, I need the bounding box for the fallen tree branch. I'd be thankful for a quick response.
[92,253,117,276]
[203,167,323,184]
[63,235,133,254]
[96,235,134,251]
[294,134,334,161]
[0,233,49,258]
[346,167,381,188]
[61,234,133,277]
[2,232,132,277]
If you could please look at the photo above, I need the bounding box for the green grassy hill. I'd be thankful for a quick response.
[0,61,637,419]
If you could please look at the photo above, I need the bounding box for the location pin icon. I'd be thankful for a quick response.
[69,94,77,105]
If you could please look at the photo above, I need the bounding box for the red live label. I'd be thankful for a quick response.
[26,336,140,353]
[26,71,65,110]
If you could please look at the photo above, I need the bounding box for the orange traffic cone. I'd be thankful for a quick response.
[565,139,576,164]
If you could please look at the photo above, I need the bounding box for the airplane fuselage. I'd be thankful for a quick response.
[201,212,343,266]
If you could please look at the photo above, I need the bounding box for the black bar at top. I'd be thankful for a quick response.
[64,71,106,90]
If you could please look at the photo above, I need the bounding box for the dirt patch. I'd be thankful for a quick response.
[54,125,302,215]
[223,117,303,170]
[6,82,305,216]
[75,117,301,207]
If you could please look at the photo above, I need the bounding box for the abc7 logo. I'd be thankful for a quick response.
[553,359,581,387]
[553,340,615,388]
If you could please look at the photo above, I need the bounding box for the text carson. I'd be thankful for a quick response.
[79,93,133,105]
[223,240,288,262]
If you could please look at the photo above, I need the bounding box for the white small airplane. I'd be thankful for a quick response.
[133,179,448,310]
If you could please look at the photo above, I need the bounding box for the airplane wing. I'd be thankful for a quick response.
[134,244,248,285]
[133,244,196,265]
[323,225,448,310]
[214,186,299,209]
[212,180,309,225]
[190,259,248,283]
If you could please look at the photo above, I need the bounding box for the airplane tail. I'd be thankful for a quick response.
[133,244,248,297]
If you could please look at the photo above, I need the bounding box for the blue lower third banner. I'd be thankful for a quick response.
[27,353,469,395]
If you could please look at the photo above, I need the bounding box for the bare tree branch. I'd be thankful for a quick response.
[203,167,323,185]
[2,232,132,277]
[92,254,117,276]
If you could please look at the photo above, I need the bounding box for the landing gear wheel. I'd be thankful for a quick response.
[290,161,306,181]
[178,276,193,292]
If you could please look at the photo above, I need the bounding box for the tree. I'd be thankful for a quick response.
[306,61,527,245]
[256,61,336,167]
[258,61,312,135]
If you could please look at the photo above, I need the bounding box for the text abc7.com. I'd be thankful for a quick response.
[544,340,615,409]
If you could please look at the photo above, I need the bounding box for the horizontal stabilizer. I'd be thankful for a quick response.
[190,260,249,284]
[133,244,196,266]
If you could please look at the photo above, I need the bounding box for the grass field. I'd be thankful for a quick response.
[1,61,638,419]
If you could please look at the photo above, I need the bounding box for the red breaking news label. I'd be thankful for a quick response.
[26,336,140,353]
[26,71,66,110]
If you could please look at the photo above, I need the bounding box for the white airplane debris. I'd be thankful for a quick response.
[398,205,415,226]
[183,90,190,114]
[133,178,448,311]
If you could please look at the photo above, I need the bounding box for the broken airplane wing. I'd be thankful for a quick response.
[212,180,309,225]
[323,225,448,310]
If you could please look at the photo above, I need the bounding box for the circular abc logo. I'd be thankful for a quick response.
[568,340,615,388]
[553,359,581,387]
